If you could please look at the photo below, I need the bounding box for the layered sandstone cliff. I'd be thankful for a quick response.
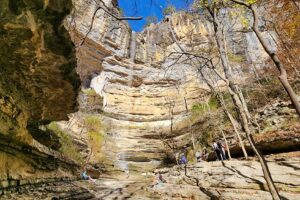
[65,0,278,173]
[0,1,299,199]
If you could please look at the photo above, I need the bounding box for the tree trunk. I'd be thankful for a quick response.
[190,122,196,150]
[221,129,232,160]
[219,94,249,159]
[211,8,281,200]
[200,69,249,159]
[250,4,300,116]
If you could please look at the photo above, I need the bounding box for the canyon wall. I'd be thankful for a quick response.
[0,0,80,187]
[0,0,281,185]
[66,0,276,173]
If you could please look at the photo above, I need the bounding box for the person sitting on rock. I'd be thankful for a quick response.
[81,169,96,183]
[195,151,202,162]
[179,153,188,164]
[152,172,166,188]
[201,148,208,161]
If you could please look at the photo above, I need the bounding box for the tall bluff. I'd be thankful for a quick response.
[67,1,275,172]
[134,11,276,71]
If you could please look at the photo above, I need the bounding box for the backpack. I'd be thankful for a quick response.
[217,141,223,149]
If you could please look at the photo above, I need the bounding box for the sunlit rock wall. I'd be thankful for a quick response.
[66,0,131,87]
[90,56,209,171]
[67,3,277,173]
[134,11,277,83]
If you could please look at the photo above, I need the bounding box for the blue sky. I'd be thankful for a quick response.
[118,0,192,32]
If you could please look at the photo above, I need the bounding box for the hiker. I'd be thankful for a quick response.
[212,142,222,161]
[223,142,229,160]
[152,172,166,188]
[195,151,202,162]
[179,153,187,164]
[202,148,208,161]
[217,140,227,160]
[81,169,96,183]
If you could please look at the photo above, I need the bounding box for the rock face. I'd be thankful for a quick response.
[66,0,278,172]
[1,180,96,200]
[91,56,209,172]
[255,98,299,131]
[0,0,80,185]
[224,99,300,158]
[66,0,131,86]
[151,155,300,200]
[3,155,299,200]
[0,0,80,140]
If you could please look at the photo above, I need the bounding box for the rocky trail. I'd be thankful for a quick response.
[2,152,300,200]
[1,179,153,200]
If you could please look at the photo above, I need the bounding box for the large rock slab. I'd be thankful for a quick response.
[151,156,300,199]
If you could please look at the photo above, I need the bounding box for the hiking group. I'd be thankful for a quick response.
[175,139,229,165]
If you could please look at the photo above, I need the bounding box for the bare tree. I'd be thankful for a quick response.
[231,0,300,116]
[200,67,249,159]
[200,2,281,199]
[167,15,249,160]
[221,129,232,160]
[80,0,142,45]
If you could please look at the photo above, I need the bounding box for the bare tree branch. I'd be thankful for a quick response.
[80,0,142,45]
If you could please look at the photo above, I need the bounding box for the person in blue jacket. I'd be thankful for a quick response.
[179,153,187,164]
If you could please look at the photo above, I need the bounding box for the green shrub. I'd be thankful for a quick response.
[118,7,124,16]
[85,116,106,163]
[48,122,83,163]
[85,116,103,132]
[82,88,97,96]
[191,96,219,116]
[88,131,103,145]
[228,52,245,63]
[88,130,104,161]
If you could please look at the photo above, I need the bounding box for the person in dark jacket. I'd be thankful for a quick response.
[212,142,222,160]
[217,140,227,160]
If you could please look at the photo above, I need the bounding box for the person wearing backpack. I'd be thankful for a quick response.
[217,140,227,160]
[212,141,222,161]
